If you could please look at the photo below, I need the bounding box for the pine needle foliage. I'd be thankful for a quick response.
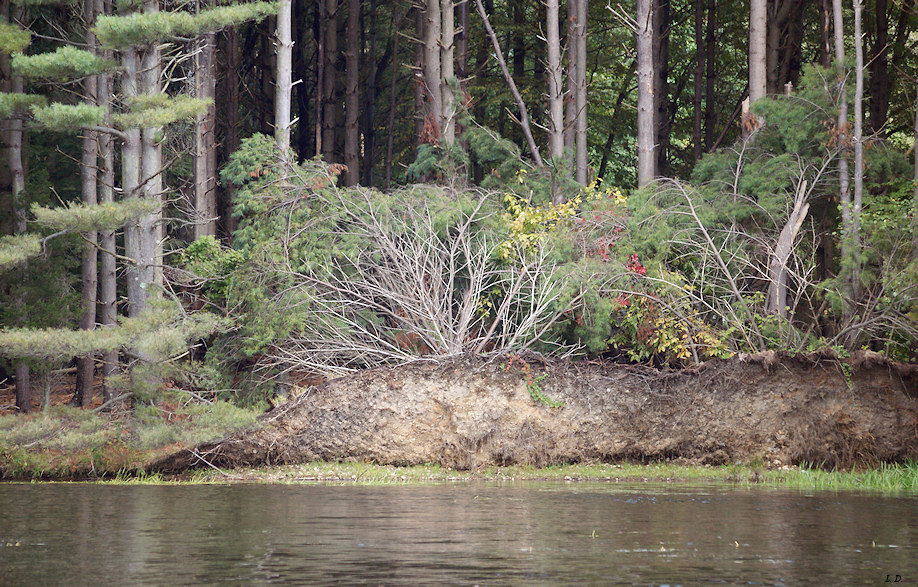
[0,300,226,361]
[31,102,106,131]
[93,2,277,48]
[114,94,210,129]
[31,199,161,233]
[0,22,31,54]
[0,234,42,269]
[0,92,46,118]
[12,46,116,80]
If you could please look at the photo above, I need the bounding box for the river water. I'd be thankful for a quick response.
[0,482,916,585]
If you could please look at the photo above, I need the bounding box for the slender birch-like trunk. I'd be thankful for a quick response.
[636,0,655,187]
[275,0,293,158]
[749,0,767,104]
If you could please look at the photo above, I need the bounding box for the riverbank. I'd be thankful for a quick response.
[152,351,918,474]
[3,351,917,482]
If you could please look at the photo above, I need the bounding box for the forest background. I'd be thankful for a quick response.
[0,0,916,421]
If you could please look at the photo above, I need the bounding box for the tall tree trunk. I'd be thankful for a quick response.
[456,0,468,92]
[692,0,705,163]
[832,0,855,331]
[546,0,564,199]
[342,0,359,184]
[97,0,117,401]
[122,45,146,318]
[385,6,403,189]
[636,0,655,187]
[322,0,338,162]
[653,0,670,176]
[703,0,717,151]
[219,28,240,238]
[3,1,29,411]
[422,0,442,143]
[440,0,455,146]
[76,0,99,407]
[851,0,864,338]
[573,0,588,185]
[749,0,767,104]
[868,0,888,135]
[194,26,218,238]
[141,12,162,298]
[275,0,293,157]
[362,0,376,186]
[565,0,577,161]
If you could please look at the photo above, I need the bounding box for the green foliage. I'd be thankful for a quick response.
[94,2,277,48]
[179,236,245,305]
[0,22,30,54]
[0,325,121,360]
[12,46,115,80]
[30,102,106,131]
[0,234,41,269]
[0,299,225,362]
[114,95,211,129]
[31,197,160,233]
[0,92,46,118]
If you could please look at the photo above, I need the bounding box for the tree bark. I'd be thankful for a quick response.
[833,0,856,332]
[852,0,864,323]
[193,25,217,238]
[440,0,456,146]
[636,0,655,187]
[122,45,146,317]
[545,0,564,171]
[749,0,767,104]
[422,0,442,144]
[76,0,99,407]
[219,28,241,238]
[275,0,293,158]
[343,0,359,184]
[98,0,117,401]
[4,2,29,411]
[573,0,588,185]
[362,0,377,186]
[653,0,670,176]
[565,0,577,161]
[322,0,338,162]
[766,182,809,317]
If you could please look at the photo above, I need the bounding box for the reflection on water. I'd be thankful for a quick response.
[1,482,916,585]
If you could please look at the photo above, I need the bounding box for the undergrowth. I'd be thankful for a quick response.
[0,399,259,479]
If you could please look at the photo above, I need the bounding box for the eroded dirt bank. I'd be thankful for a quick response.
[152,351,918,473]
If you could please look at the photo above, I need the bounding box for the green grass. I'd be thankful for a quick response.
[0,398,260,480]
[182,460,918,493]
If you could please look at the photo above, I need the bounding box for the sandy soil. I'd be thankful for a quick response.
[151,350,918,473]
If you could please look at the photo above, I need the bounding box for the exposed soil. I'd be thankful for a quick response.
[151,350,918,473]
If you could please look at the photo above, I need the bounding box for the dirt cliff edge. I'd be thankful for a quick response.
[151,351,918,473]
